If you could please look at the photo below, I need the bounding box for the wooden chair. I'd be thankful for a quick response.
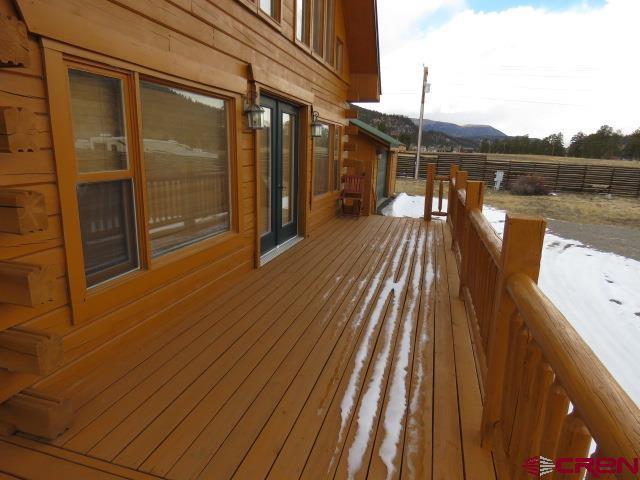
[339,174,365,216]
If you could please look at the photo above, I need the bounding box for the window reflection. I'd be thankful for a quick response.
[140,81,231,257]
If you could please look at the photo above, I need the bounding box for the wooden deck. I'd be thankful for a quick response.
[0,215,496,479]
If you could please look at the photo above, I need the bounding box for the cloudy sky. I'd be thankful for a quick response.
[368,0,640,141]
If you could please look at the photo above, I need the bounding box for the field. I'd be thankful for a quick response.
[394,178,640,227]
[486,153,640,169]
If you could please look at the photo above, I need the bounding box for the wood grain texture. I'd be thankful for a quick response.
[0,261,54,307]
[0,217,495,479]
[0,107,39,153]
[0,389,71,439]
[0,14,30,67]
[0,326,62,374]
[0,189,48,234]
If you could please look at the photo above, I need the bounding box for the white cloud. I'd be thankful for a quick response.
[368,0,640,141]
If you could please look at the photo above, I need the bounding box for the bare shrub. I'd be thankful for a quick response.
[510,175,550,195]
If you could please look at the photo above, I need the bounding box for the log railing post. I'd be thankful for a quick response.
[540,382,570,459]
[481,214,546,447]
[447,164,459,221]
[458,180,483,298]
[551,412,591,480]
[423,163,436,221]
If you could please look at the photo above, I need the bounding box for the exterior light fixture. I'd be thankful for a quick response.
[310,110,323,137]
[244,100,265,130]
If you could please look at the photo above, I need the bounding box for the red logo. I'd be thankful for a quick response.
[522,456,554,477]
[522,456,640,477]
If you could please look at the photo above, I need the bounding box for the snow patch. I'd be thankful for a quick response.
[346,226,419,479]
[331,224,412,474]
[379,227,428,479]
[384,194,640,405]
[381,193,447,219]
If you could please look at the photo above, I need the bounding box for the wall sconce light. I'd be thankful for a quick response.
[310,110,323,138]
[244,92,265,130]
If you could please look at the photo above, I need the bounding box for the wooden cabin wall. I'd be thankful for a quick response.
[0,0,355,403]
[0,0,70,401]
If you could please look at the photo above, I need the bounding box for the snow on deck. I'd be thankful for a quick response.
[383,193,640,405]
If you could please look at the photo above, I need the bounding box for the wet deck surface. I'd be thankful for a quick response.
[0,216,496,479]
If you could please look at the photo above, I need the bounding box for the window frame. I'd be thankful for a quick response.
[45,50,240,323]
[137,76,235,263]
[294,0,311,46]
[323,0,335,66]
[237,0,283,29]
[335,37,344,75]
[294,0,341,75]
[65,60,148,288]
[312,121,341,198]
[333,125,342,192]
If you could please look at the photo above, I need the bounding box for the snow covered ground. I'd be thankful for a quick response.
[382,193,640,405]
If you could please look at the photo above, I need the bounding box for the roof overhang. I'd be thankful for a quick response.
[343,0,381,102]
[349,119,404,150]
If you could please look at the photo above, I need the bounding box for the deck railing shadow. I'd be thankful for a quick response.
[424,163,640,479]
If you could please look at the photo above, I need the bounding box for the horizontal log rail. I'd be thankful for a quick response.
[507,274,640,470]
[428,165,640,479]
[468,209,501,265]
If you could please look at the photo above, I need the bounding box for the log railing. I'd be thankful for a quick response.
[146,171,228,234]
[423,164,451,221]
[429,163,640,479]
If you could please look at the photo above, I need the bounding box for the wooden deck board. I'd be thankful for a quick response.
[3,216,495,479]
[62,217,364,454]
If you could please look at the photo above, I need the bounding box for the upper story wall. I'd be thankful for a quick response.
[13,0,375,117]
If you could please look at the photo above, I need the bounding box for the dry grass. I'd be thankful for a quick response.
[394,178,640,227]
[487,153,640,169]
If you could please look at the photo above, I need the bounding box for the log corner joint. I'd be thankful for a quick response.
[0,389,73,440]
[0,189,48,234]
[0,15,30,68]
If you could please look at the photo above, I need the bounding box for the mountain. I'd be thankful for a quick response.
[413,118,507,139]
[352,105,480,150]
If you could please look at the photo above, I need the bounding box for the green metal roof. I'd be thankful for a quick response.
[349,118,404,149]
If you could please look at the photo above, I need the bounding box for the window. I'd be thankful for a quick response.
[259,0,275,17]
[333,126,341,191]
[312,0,325,55]
[66,64,233,289]
[314,122,341,196]
[68,69,140,287]
[140,81,231,257]
[308,0,336,67]
[324,0,335,65]
[296,0,310,44]
[336,38,344,74]
[313,123,330,195]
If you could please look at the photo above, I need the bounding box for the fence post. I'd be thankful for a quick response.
[458,180,484,298]
[424,163,436,221]
[447,164,459,218]
[481,214,546,448]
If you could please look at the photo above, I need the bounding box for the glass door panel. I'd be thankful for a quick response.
[259,106,272,236]
[281,112,294,226]
[259,97,298,255]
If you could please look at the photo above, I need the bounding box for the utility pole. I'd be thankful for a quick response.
[414,66,429,179]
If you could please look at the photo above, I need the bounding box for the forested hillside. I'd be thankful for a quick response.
[480,125,640,160]
[353,105,478,149]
